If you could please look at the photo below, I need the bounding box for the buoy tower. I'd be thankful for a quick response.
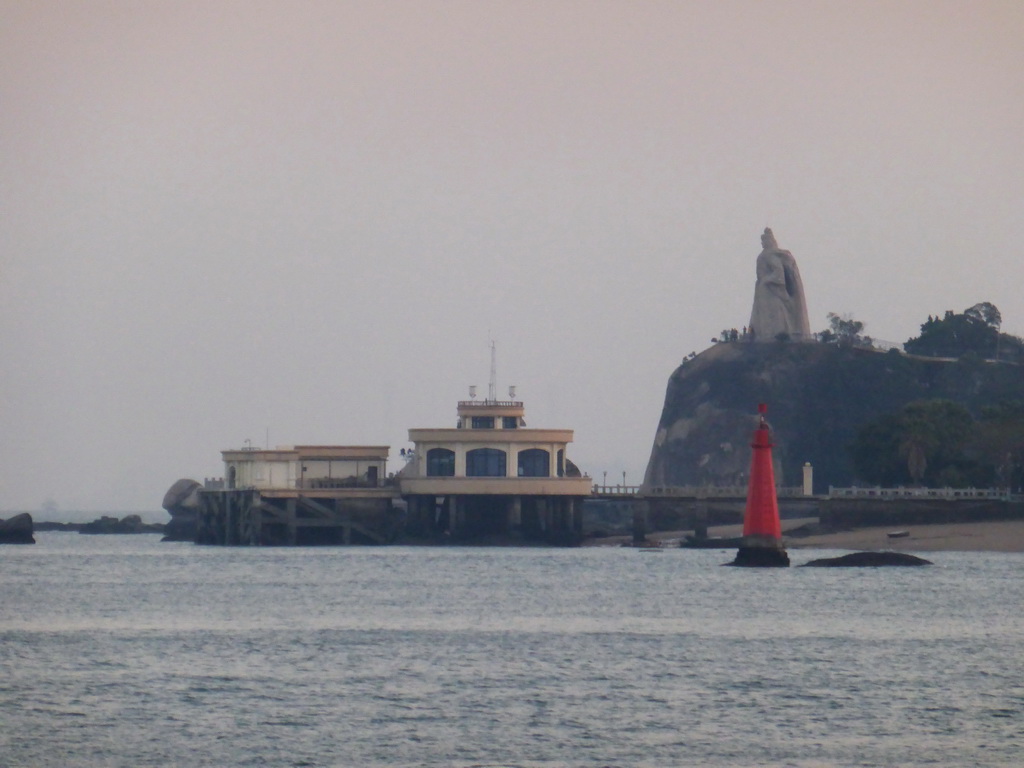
[731,403,790,567]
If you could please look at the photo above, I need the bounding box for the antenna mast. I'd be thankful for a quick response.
[488,340,497,403]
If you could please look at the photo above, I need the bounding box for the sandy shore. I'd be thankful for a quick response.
[590,518,1024,553]
[782,519,1024,553]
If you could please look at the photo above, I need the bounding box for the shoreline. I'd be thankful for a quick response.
[782,518,1024,553]
[587,518,1024,553]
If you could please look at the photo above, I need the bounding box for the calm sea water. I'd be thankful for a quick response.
[1,533,1022,768]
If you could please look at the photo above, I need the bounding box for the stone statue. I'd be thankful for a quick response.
[748,228,810,341]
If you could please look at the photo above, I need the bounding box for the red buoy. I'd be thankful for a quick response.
[731,403,789,567]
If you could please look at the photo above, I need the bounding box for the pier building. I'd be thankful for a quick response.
[196,445,401,545]
[222,445,389,491]
[399,395,592,543]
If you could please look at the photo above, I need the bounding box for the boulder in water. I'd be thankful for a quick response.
[161,478,202,541]
[0,513,35,544]
[801,551,932,567]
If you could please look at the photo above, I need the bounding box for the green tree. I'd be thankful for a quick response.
[905,303,1001,359]
[849,414,905,486]
[964,301,1001,329]
[967,401,1024,490]
[819,313,871,347]
[851,399,976,486]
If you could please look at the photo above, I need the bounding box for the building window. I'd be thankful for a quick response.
[518,448,550,477]
[466,448,506,477]
[426,448,455,477]
[471,416,495,429]
[557,449,565,477]
[502,416,518,429]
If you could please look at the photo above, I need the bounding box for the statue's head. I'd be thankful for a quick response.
[761,227,778,250]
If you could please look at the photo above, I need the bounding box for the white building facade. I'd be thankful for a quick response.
[400,398,591,542]
[222,445,390,491]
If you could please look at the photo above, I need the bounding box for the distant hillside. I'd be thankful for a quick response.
[643,341,1024,494]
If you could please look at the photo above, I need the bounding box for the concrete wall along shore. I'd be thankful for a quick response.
[820,495,1024,529]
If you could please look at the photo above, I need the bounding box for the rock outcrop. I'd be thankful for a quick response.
[749,228,811,341]
[79,514,164,534]
[0,513,35,544]
[644,341,1024,493]
[801,551,932,567]
[161,478,202,541]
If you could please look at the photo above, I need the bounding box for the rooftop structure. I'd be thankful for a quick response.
[196,445,397,546]
[399,388,591,543]
[221,445,390,491]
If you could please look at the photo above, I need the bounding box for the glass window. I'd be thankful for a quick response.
[557,449,565,477]
[426,448,455,477]
[502,416,518,429]
[518,448,550,477]
[466,448,507,477]
[471,416,494,429]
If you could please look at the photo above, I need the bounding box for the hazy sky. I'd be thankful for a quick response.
[3,1,1023,516]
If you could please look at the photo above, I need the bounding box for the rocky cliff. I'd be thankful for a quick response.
[644,341,1024,493]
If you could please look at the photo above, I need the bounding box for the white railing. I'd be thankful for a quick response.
[641,485,805,498]
[867,338,905,352]
[592,485,642,496]
[457,400,523,408]
[828,486,1012,501]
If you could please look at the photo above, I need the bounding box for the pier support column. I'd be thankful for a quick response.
[423,496,433,536]
[215,494,226,545]
[286,499,297,546]
[450,496,461,537]
[442,496,453,534]
[225,492,237,545]
[632,499,649,545]
[415,496,427,536]
[251,492,263,545]
[196,493,211,544]
[509,496,522,529]
[336,498,351,545]
[403,495,415,536]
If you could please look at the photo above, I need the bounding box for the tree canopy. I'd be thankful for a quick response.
[851,398,1024,488]
[904,303,1004,359]
[817,312,871,347]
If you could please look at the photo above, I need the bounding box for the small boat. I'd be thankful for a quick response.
[887,530,910,539]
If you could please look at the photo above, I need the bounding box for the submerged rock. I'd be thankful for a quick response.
[801,551,932,567]
[0,513,35,544]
